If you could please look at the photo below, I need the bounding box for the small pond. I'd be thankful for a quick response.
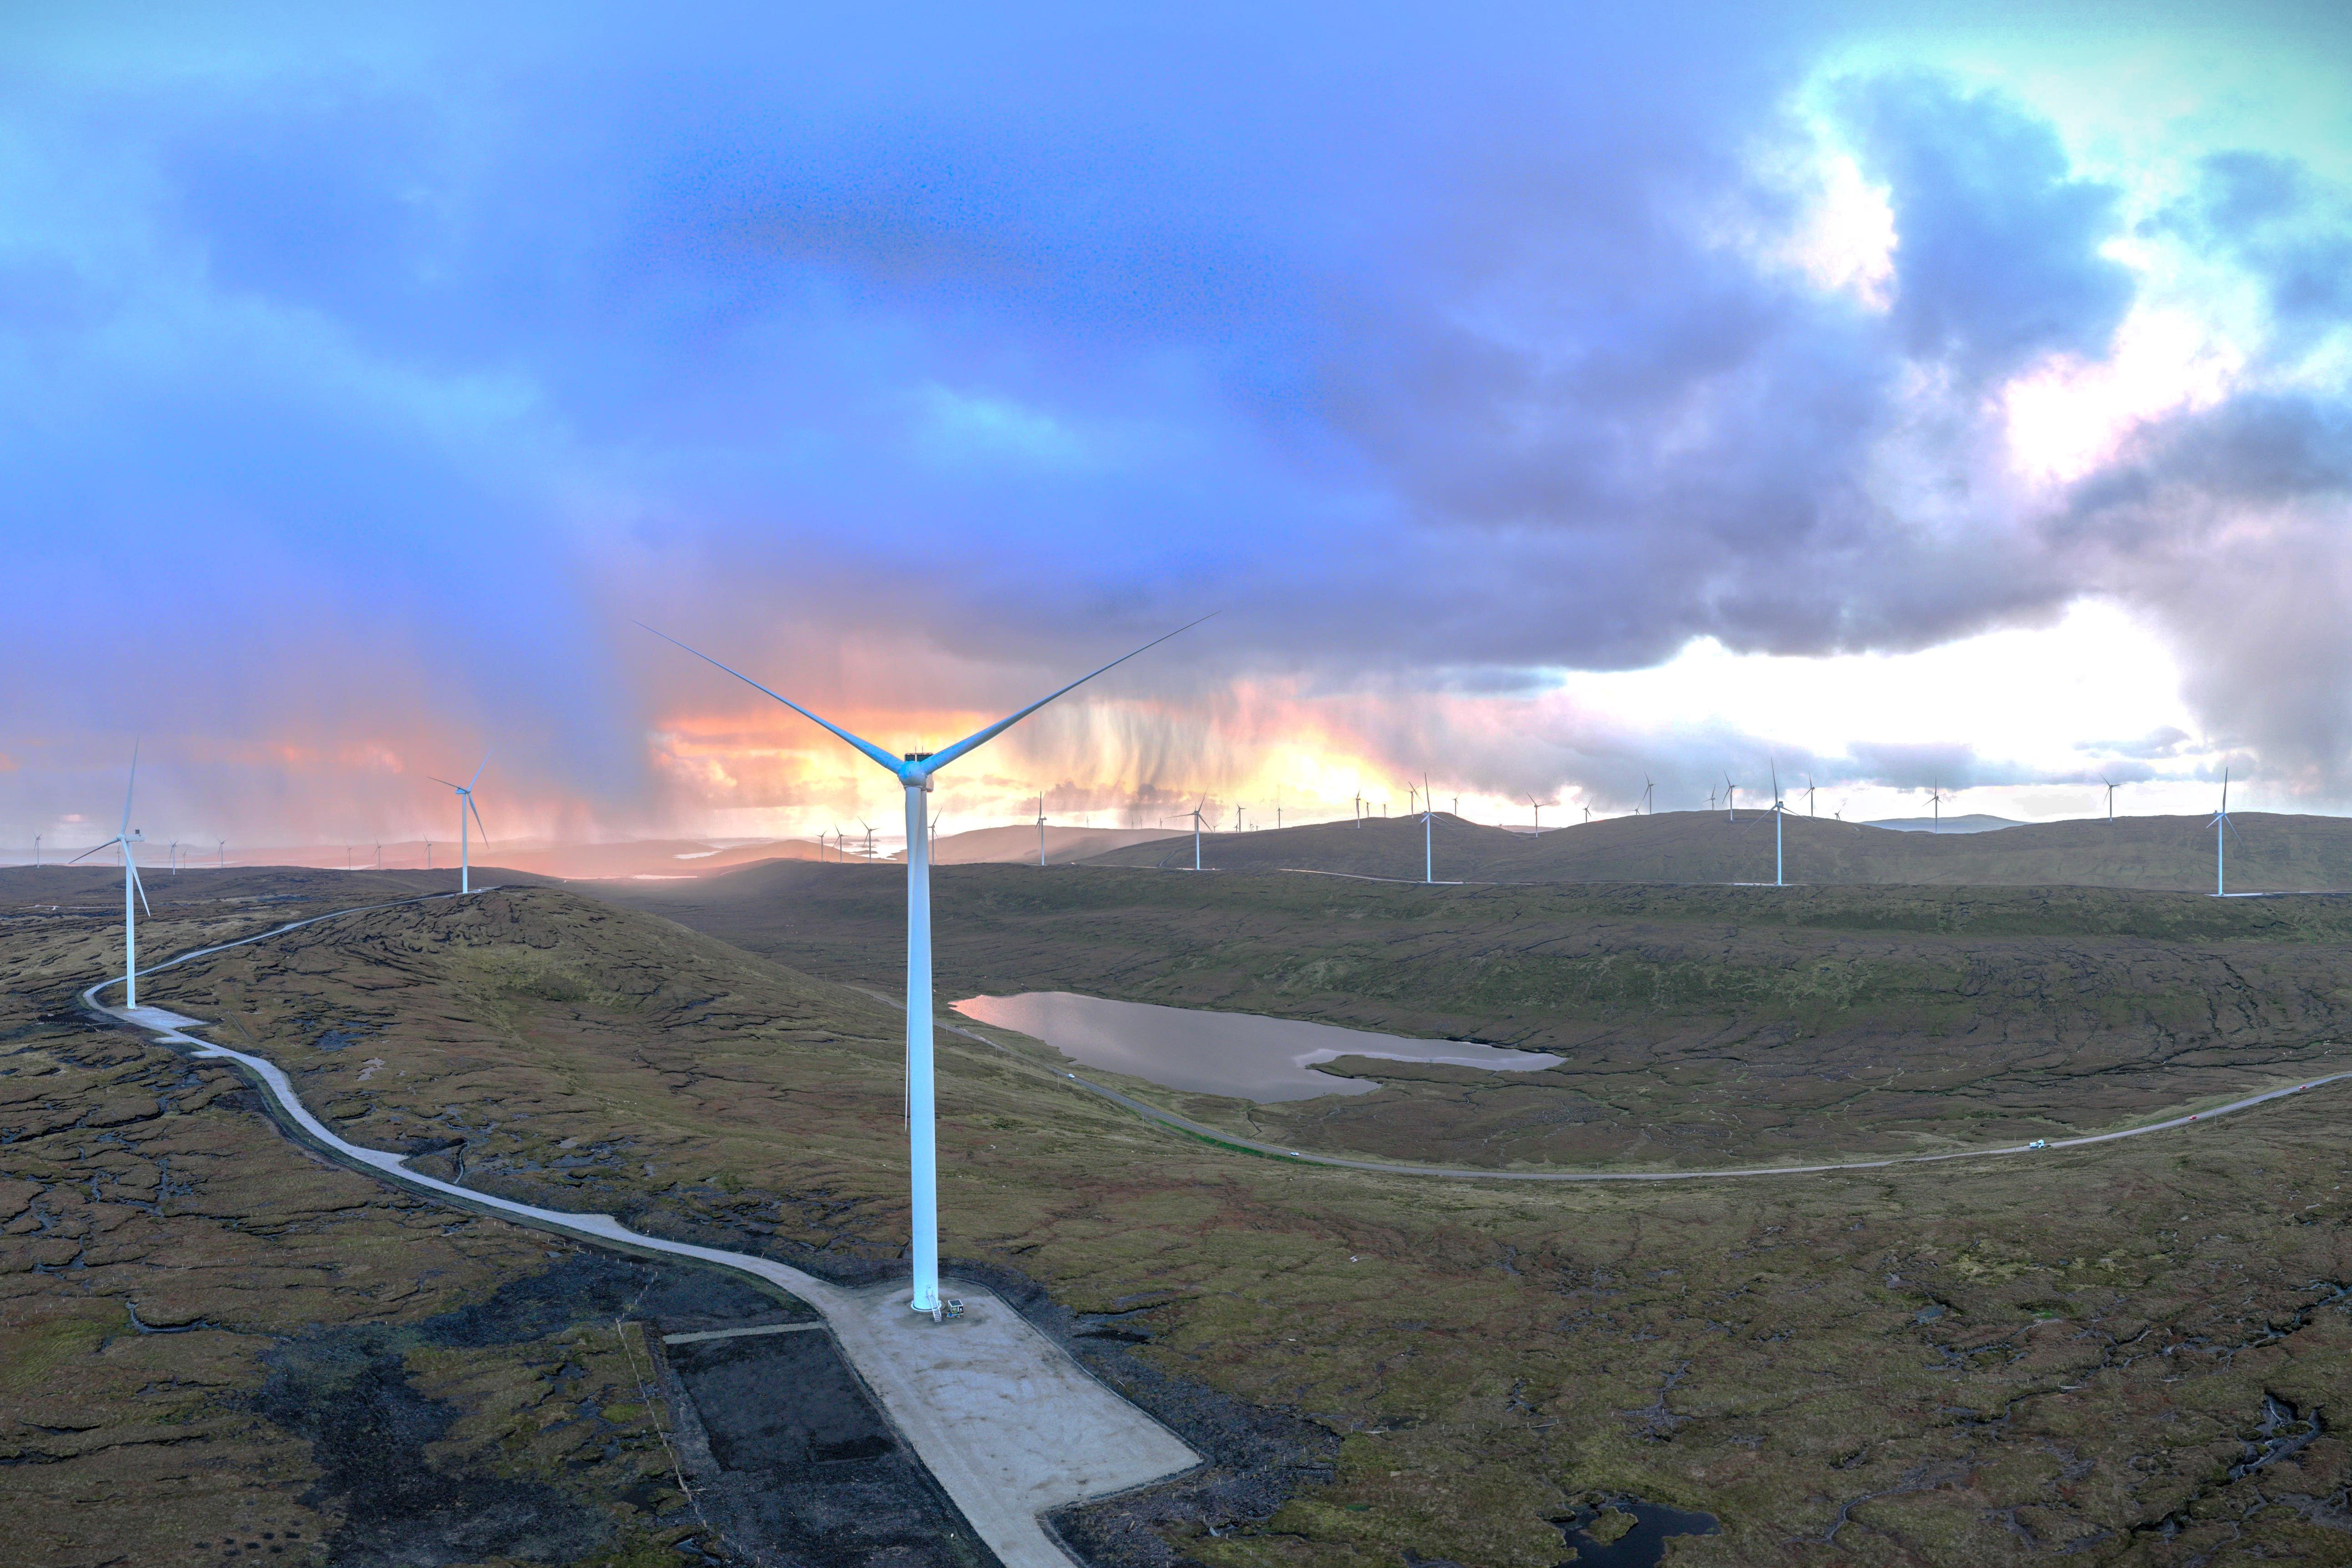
[952,991,1563,1102]
[1556,1498,1721,1567]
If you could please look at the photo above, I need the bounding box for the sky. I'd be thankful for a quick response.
[4,1,2349,851]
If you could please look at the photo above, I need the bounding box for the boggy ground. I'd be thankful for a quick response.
[0,900,715,1567]
[101,878,2352,1566]
[614,864,2352,1169]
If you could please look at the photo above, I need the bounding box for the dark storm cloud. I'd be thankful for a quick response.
[1,2,2347,834]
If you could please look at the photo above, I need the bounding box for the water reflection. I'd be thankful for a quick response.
[953,991,1563,1102]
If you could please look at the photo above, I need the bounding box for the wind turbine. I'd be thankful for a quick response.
[644,614,1205,1322]
[375,843,382,871]
[1164,795,1209,870]
[2101,775,2116,824]
[169,839,178,876]
[70,750,151,1009]
[860,820,876,861]
[426,754,491,893]
[1770,762,1788,886]
[217,839,224,870]
[1724,776,1738,822]
[1642,777,1655,815]
[1527,796,1542,834]
[1927,780,1944,832]
[1233,802,1244,832]
[1582,805,1591,825]
[1805,775,1816,818]
[2209,768,2240,896]
[33,835,40,867]
[1420,774,1434,884]
[1035,794,1048,866]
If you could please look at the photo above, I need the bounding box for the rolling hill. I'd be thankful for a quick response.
[1077,808,2352,892]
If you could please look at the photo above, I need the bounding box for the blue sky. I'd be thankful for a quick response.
[5,2,2348,845]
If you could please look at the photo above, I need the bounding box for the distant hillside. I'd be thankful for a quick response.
[1076,809,2352,892]
[1862,814,2022,835]
[913,824,1183,865]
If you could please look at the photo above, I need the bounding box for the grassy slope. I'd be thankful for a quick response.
[88,878,2352,1567]
[612,864,2352,1169]
[0,888,702,1568]
[1080,809,2352,893]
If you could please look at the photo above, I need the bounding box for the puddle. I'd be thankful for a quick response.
[953,991,1563,1102]
[1555,1498,1721,1566]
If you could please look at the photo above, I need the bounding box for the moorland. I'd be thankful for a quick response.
[4,860,2349,1567]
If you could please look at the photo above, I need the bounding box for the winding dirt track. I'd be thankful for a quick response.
[76,891,1199,1568]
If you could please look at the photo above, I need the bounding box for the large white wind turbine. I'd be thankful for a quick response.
[1770,762,1788,886]
[428,754,492,894]
[1163,795,1209,870]
[645,615,1205,1320]
[71,751,151,1008]
[2209,768,2240,896]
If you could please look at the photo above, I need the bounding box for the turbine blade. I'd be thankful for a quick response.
[638,622,904,774]
[915,612,1217,777]
[68,837,121,865]
[469,795,489,844]
[130,859,152,918]
[121,741,139,835]
[425,776,461,790]
[469,751,492,789]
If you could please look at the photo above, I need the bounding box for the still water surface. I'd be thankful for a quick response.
[953,991,1564,1102]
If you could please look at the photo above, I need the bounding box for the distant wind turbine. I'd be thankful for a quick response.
[1528,796,1543,834]
[1928,781,1944,832]
[1233,802,1244,832]
[376,843,382,871]
[33,835,41,867]
[860,819,876,861]
[217,839,224,870]
[1420,774,1434,884]
[2101,775,2116,825]
[427,754,491,893]
[643,613,1205,1322]
[1036,794,1048,866]
[1805,775,1816,818]
[70,749,151,1008]
[2209,768,2240,896]
[1642,777,1655,815]
[1724,776,1738,822]
[1164,795,1209,870]
[169,839,178,876]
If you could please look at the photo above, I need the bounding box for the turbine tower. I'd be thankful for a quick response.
[1805,775,1816,817]
[1928,781,1944,832]
[71,750,150,1008]
[2101,775,2116,824]
[1163,795,1208,870]
[428,754,491,894]
[1771,761,1788,886]
[1724,776,1738,822]
[860,820,876,861]
[1420,774,1434,884]
[645,615,1204,1321]
[1527,796,1542,834]
[1642,776,1655,815]
[2209,768,2240,896]
[1035,794,1048,866]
